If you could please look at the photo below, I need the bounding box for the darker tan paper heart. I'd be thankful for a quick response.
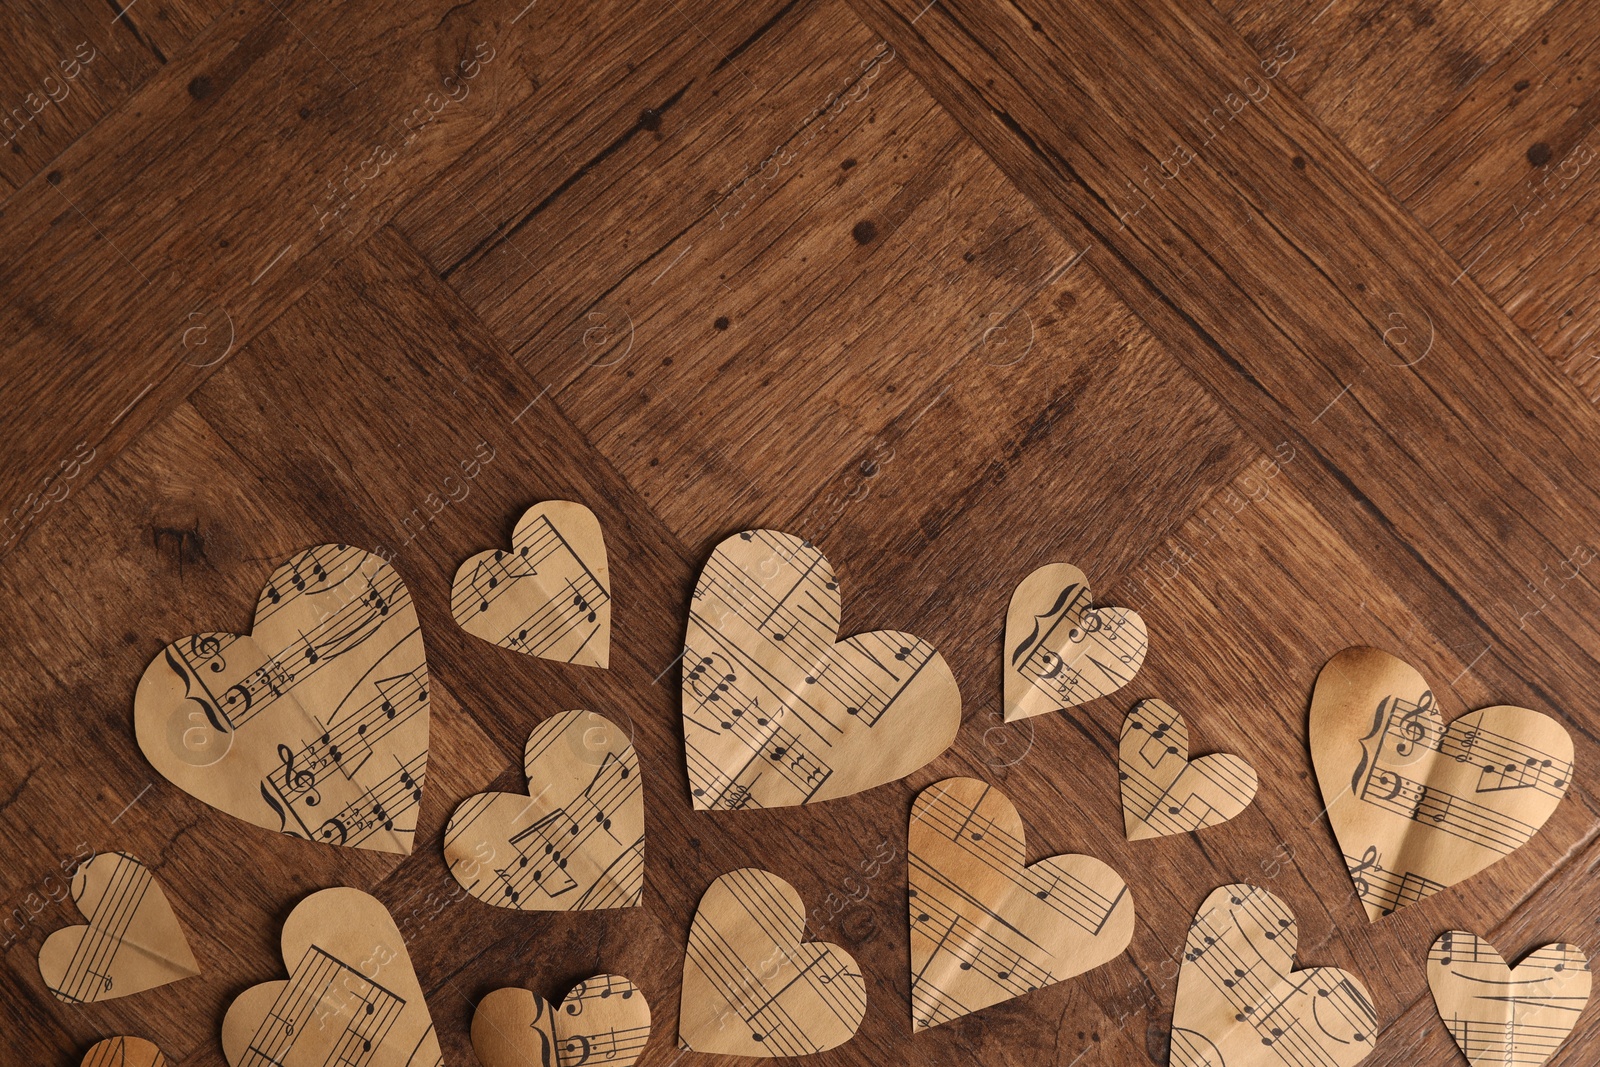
[81,1037,168,1067]
[1119,699,1258,839]
[1004,563,1146,721]
[1427,931,1591,1067]
[472,974,651,1067]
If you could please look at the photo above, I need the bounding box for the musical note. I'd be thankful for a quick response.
[1427,931,1591,1067]
[1003,563,1148,721]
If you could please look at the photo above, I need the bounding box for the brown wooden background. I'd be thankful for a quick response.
[3,0,1599,1062]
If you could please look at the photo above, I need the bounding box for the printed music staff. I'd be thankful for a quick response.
[682,530,960,809]
[80,1037,168,1067]
[451,501,611,668]
[1004,563,1147,722]
[1119,699,1258,839]
[472,973,651,1067]
[1428,931,1591,1067]
[135,545,431,854]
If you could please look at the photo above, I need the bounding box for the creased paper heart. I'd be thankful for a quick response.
[472,974,651,1067]
[81,1037,167,1067]
[1171,884,1376,1067]
[1311,647,1572,920]
[682,530,959,809]
[444,709,643,910]
[1428,931,1591,1067]
[451,501,610,667]
[39,853,198,1003]
[1003,563,1146,722]
[909,777,1133,1029]
[222,888,441,1067]
[680,868,866,1057]
[135,545,430,854]
[1119,699,1258,840]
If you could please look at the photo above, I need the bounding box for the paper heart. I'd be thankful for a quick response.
[222,888,441,1067]
[1003,563,1147,722]
[444,709,644,910]
[472,974,651,1067]
[1119,699,1258,839]
[908,777,1133,1029]
[1310,647,1573,920]
[1171,884,1376,1067]
[682,530,960,809]
[135,545,430,854]
[1428,931,1591,1067]
[81,1037,167,1067]
[39,853,198,1003]
[680,868,866,1056]
[451,501,611,667]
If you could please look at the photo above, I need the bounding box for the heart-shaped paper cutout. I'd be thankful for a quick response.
[222,888,441,1067]
[135,545,430,854]
[1428,931,1591,1066]
[680,868,866,1056]
[682,530,960,809]
[1003,563,1147,721]
[451,501,610,667]
[1310,647,1573,920]
[444,709,644,910]
[908,777,1133,1029]
[1171,884,1376,1067]
[1120,699,1258,839]
[39,853,198,1003]
[81,1037,167,1067]
[472,974,651,1067]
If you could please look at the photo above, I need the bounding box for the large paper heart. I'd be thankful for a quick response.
[39,853,198,1003]
[444,709,644,910]
[1120,699,1258,840]
[680,868,866,1056]
[135,545,430,854]
[1310,647,1573,920]
[908,776,1133,1029]
[222,888,441,1067]
[1003,563,1147,722]
[682,530,960,809]
[451,501,610,668]
[81,1037,167,1067]
[1428,931,1591,1067]
[1171,884,1376,1067]
[472,974,651,1067]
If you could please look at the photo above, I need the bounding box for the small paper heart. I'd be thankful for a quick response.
[444,709,644,910]
[472,974,652,1067]
[1428,931,1591,1067]
[680,868,866,1056]
[81,1037,167,1067]
[39,853,198,1003]
[1003,563,1146,722]
[451,501,611,667]
[1119,699,1258,839]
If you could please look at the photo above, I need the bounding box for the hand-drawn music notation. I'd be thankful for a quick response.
[1428,932,1591,1067]
[1003,563,1147,722]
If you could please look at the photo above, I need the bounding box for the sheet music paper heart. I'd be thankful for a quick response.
[135,545,430,854]
[1310,647,1573,920]
[1428,931,1591,1067]
[1119,699,1258,839]
[472,974,652,1067]
[444,709,644,910]
[1170,884,1377,1067]
[680,868,866,1056]
[451,501,611,667]
[1003,563,1147,722]
[908,777,1134,1030]
[39,853,199,1003]
[222,888,441,1067]
[682,530,960,809]
[81,1037,168,1067]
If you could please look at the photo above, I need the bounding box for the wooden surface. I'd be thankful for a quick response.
[1,0,1598,1062]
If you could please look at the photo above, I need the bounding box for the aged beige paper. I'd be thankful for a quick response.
[135,545,430,854]
[472,974,651,1067]
[444,709,643,910]
[1428,931,1591,1066]
[908,777,1133,1030]
[1120,699,1258,840]
[222,887,441,1067]
[1310,647,1573,920]
[39,853,199,1003]
[451,501,610,668]
[1170,884,1377,1067]
[679,868,866,1056]
[1003,563,1147,722]
[81,1036,167,1067]
[682,530,960,809]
